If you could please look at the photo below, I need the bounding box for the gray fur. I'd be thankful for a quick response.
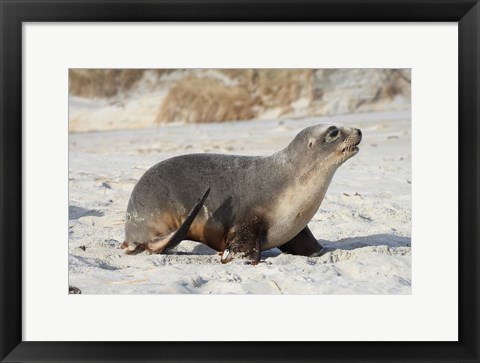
[124,124,362,263]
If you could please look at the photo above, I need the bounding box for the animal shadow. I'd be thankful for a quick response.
[69,205,104,220]
[167,243,218,256]
[321,233,411,253]
[169,234,410,258]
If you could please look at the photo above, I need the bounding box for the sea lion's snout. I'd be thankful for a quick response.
[343,128,362,151]
[349,128,362,144]
[356,128,362,140]
[338,128,362,162]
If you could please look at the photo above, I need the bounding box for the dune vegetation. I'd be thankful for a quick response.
[69,68,411,132]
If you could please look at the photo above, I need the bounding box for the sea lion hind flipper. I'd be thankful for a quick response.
[124,241,147,255]
[278,226,324,257]
[150,188,211,254]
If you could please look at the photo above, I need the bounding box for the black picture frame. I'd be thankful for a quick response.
[1,1,479,362]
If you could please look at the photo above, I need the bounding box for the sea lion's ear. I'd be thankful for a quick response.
[308,139,315,148]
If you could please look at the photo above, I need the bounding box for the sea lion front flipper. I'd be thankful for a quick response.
[278,226,324,257]
[221,218,266,264]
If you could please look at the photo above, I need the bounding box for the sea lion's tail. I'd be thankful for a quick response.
[162,187,211,252]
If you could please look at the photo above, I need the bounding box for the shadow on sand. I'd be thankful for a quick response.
[321,233,411,253]
[262,233,411,258]
[169,233,410,258]
[69,205,104,220]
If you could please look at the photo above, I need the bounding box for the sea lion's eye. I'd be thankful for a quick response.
[325,129,340,143]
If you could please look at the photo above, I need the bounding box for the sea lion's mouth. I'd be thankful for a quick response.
[341,142,360,154]
[341,128,362,155]
[342,146,359,153]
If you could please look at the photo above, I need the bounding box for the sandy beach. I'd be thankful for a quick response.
[68,110,411,294]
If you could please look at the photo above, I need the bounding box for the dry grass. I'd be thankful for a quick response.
[381,69,411,99]
[69,69,172,98]
[156,76,257,123]
[251,69,312,107]
[157,69,313,123]
[220,69,313,106]
[69,68,411,126]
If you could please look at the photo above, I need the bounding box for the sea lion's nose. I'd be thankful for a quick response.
[356,128,362,142]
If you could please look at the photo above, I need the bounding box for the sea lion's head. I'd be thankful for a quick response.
[288,124,362,170]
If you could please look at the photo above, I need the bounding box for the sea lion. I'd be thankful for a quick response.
[122,124,362,264]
